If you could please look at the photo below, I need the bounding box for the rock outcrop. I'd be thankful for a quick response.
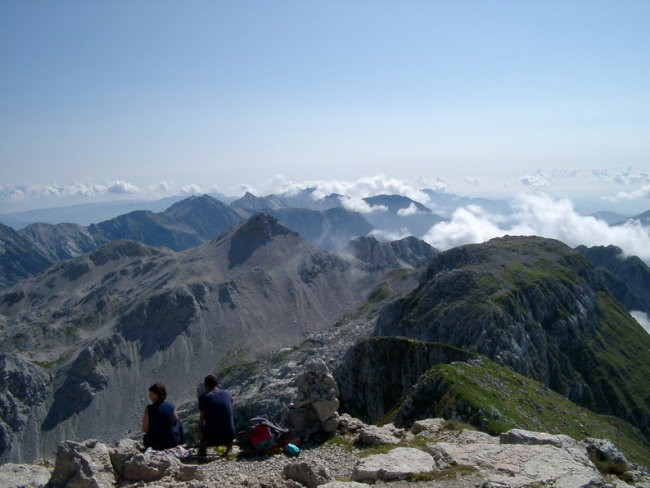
[285,359,340,439]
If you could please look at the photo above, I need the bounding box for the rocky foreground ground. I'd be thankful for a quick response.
[1,416,648,488]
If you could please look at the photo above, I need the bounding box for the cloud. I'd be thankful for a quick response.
[340,196,387,214]
[107,180,140,194]
[602,184,650,203]
[398,203,422,216]
[0,180,147,202]
[263,174,432,207]
[180,184,203,195]
[416,176,448,192]
[630,311,650,335]
[146,181,175,193]
[423,193,650,261]
[519,173,551,188]
[464,177,481,187]
[590,168,650,185]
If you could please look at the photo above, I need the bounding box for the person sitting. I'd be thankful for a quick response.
[198,374,236,455]
[142,382,182,450]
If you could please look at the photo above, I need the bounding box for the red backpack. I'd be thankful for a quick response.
[250,424,277,451]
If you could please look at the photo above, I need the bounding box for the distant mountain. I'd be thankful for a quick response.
[590,210,630,225]
[0,196,185,229]
[88,209,202,250]
[0,223,54,289]
[343,235,439,268]
[576,244,650,315]
[160,194,245,241]
[621,209,650,226]
[0,214,396,463]
[230,192,290,212]
[419,189,511,217]
[18,222,97,262]
[0,195,377,288]
[373,236,650,437]
[361,194,445,237]
[268,207,374,251]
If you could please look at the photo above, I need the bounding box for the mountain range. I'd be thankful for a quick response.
[0,191,649,466]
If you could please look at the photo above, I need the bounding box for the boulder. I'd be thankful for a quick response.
[500,428,576,448]
[110,439,198,482]
[584,437,631,476]
[0,462,51,488]
[283,461,333,488]
[351,447,435,482]
[337,414,366,434]
[410,418,445,435]
[354,424,402,447]
[121,451,198,482]
[47,439,115,488]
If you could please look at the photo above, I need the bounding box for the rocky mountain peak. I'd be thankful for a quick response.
[231,213,297,239]
[343,235,438,269]
[225,213,300,268]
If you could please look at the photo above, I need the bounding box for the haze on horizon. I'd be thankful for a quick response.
[1,1,649,215]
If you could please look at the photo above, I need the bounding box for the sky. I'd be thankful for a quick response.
[1,0,649,215]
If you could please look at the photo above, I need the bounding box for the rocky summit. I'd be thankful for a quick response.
[1,416,648,488]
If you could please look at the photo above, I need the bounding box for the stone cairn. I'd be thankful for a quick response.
[284,358,340,440]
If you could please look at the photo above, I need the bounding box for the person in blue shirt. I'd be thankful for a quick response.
[141,382,182,450]
[198,374,236,455]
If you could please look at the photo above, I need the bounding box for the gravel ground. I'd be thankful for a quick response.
[117,442,488,488]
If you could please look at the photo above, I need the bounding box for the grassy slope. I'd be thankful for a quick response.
[394,356,649,466]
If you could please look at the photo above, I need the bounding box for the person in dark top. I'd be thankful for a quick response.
[141,382,181,450]
[198,374,236,455]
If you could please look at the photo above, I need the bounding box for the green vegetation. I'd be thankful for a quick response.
[365,283,391,307]
[397,357,649,465]
[217,360,259,380]
[406,465,479,482]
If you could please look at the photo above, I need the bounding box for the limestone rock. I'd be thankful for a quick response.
[354,424,402,446]
[0,462,51,488]
[283,461,333,488]
[584,437,631,476]
[432,440,604,488]
[410,417,445,435]
[287,359,341,439]
[500,428,577,448]
[121,450,198,482]
[337,413,365,434]
[351,447,435,482]
[47,439,115,488]
[107,438,139,480]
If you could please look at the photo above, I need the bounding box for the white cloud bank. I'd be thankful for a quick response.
[423,193,650,261]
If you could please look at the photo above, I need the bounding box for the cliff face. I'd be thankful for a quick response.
[374,236,650,436]
[334,337,473,423]
[576,244,650,315]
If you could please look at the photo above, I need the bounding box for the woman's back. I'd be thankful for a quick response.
[145,400,178,450]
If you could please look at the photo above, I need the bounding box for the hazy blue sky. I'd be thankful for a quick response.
[1,1,649,213]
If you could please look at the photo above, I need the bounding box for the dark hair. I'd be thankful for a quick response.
[148,382,167,401]
[204,374,218,390]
